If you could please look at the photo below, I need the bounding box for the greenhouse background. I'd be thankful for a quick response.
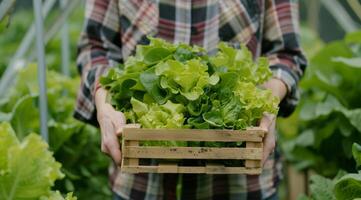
[0,0,361,199]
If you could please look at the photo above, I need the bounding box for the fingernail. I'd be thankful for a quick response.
[116,128,122,134]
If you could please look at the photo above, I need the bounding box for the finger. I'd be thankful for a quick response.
[262,139,276,166]
[262,148,272,166]
[99,119,115,137]
[116,123,141,136]
[259,113,275,131]
[262,146,272,166]
[105,134,122,165]
[123,123,141,130]
[99,119,116,152]
[259,117,271,131]
[112,112,126,136]
[101,142,107,154]
[246,127,261,131]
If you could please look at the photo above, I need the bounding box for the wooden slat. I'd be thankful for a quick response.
[122,166,262,174]
[205,163,225,174]
[121,137,128,166]
[158,163,178,173]
[123,128,265,142]
[124,146,262,160]
[245,142,263,168]
[128,141,139,166]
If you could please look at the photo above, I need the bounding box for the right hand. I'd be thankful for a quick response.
[95,88,139,164]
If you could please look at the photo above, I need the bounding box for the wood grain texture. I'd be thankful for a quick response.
[121,128,265,174]
[121,165,262,174]
[123,128,265,142]
[124,146,263,160]
[245,142,263,168]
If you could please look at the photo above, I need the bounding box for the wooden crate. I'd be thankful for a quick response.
[121,128,265,174]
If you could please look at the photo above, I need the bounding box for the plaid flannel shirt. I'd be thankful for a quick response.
[74,0,307,199]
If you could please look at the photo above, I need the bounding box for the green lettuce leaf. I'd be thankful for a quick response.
[40,192,77,200]
[353,143,361,170]
[334,173,361,200]
[309,175,336,200]
[210,42,272,85]
[140,67,171,104]
[0,122,64,200]
[155,59,219,100]
[130,98,185,129]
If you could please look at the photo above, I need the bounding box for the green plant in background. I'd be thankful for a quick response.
[0,6,84,77]
[277,26,325,140]
[0,65,111,199]
[297,143,361,200]
[0,6,112,199]
[0,122,76,200]
[280,31,361,177]
[0,11,34,77]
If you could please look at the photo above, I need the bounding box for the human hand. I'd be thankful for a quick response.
[260,78,287,166]
[259,113,276,166]
[95,88,139,164]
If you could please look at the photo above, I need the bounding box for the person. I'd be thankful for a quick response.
[74,0,307,199]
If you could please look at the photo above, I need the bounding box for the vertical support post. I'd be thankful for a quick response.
[245,142,262,168]
[121,130,139,171]
[33,0,49,142]
[60,0,70,76]
[128,141,139,166]
[307,0,320,32]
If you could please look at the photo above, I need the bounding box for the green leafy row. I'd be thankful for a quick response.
[0,8,111,199]
[0,122,76,200]
[298,143,361,200]
[280,31,361,176]
[0,65,111,199]
[101,38,279,137]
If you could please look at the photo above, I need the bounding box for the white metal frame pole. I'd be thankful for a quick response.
[0,0,57,97]
[33,0,49,142]
[60,0,70,76]
[0,0,16,21]
[320,0,358,33]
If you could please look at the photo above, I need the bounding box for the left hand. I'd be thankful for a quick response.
[260,78,287,166]
[259,113,277,166]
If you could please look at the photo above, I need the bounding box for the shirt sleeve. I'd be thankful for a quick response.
[262,0,307,117]
[74,0,122,125]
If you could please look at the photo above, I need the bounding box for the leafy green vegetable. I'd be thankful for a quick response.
[155,59,219,100]
[334,173,361,200]
[101,38,279,140]
[309,175,336,200]
[0,9,110,199]
[0,65,111,199]
[280,31,361,176]
[353,143,361,170]
[40,191,77,200]
[0,122,74,200]
[130,97,185,129]
[294,142,361,200]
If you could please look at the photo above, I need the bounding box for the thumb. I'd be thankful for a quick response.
[259,113,275,131]
[111,111,126,136]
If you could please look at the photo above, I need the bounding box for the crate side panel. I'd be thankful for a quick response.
[123,128,264,142]
[124,146,263,160]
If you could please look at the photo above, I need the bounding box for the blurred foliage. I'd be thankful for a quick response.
[0,6,112,199]
[0,11,34,76]
[0,64,112,199]
[297,143,361,200]
[277,26,324,140]
[299,26,325,58]
[0,5,83,77]
[278,31,361,177]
